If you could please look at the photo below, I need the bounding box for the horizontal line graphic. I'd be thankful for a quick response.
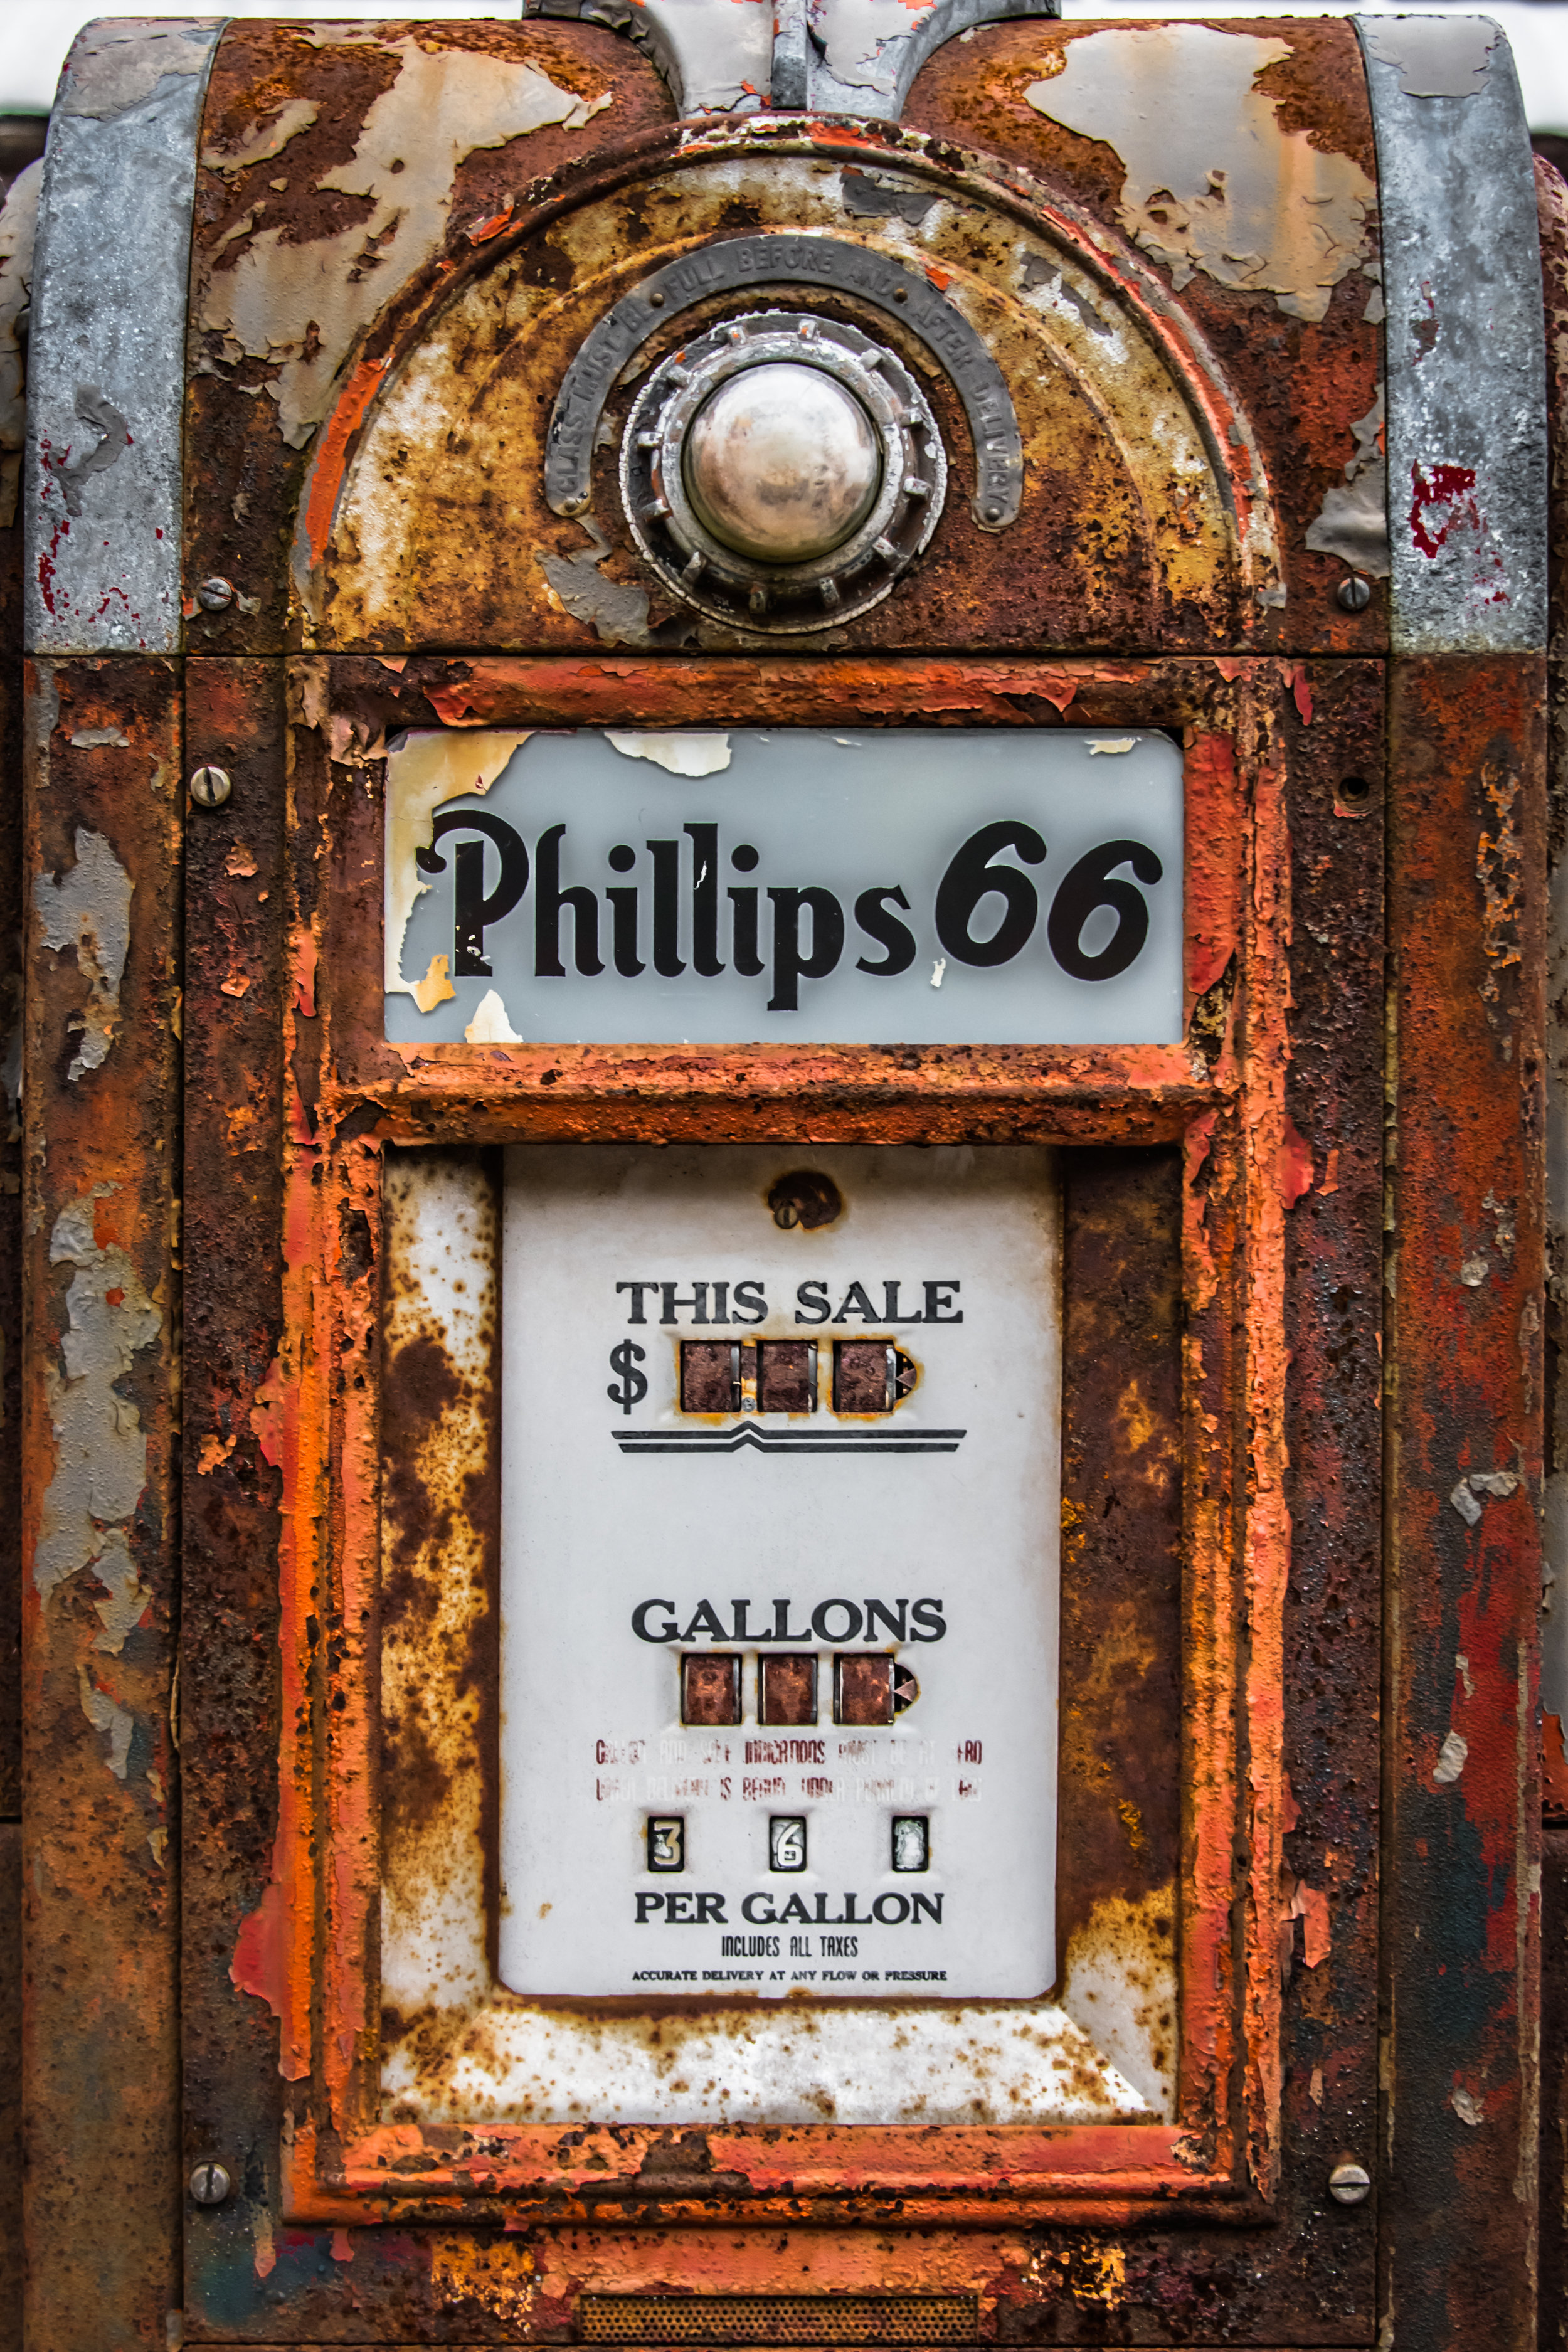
[612,1426,966,1455]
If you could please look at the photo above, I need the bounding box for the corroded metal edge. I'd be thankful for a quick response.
[1354,13,1547,654]
[24,18,222,655]
[23,657,183,2351]
[1384,651,1545,2349]
[1539,154,1568,1810]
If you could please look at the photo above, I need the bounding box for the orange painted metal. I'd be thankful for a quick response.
[232,659,1279,2229]
[166,649,1391,2341]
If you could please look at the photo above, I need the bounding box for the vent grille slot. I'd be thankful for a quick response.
[579,2297,977,2345]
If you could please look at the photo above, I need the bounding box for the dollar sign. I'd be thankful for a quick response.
[608,1338,648,1416]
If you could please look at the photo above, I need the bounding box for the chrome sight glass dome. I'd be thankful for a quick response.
[620,309,946,633]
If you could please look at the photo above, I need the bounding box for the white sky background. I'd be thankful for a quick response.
[3,0,1568,126]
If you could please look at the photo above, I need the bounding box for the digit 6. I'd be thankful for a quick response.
[1046,840,1163,980]
[934,820,1047,968]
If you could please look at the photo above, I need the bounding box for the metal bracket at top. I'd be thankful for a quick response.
[528,0,1059,120]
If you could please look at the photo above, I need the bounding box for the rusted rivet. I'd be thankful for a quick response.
[1337,575,1372,612]
[648,290,665,308]
[189,766,232,810]
[1328,2160,1370,2205]
[189,2161,232,2206]
[196,576,235,611]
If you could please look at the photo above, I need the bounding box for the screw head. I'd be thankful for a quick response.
[1337,574,1372,613]
[196,576,235,612]
[1328,2159,1371,2205]
[189,2160,232,2206]
[188,766,231,810]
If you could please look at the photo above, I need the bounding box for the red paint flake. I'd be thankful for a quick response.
[467,199,515,245]
[231,1878,289,2021]
[1290,665,1313,726]
[292,926,319,1020]
[33,453,70,618]
[924,263,952,292]
[1409,459,1480,559]
[1278,1116,1314,1209]
[105,1286,125,1308]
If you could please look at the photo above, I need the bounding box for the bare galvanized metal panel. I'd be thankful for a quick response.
[24,19,220,655]
[1355,13,1547,653]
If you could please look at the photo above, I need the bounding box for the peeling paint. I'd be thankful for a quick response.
[841,166,936,225]
[411,954,456,1014]
[34,827,134,1079]
[383,732,524,999]
[1451,1478,1485,1526]
[538,524,652,650]
[202,43,611,449]
[78,1666,135,1778]
[1433,1729,1470,1785]
[464,989,522,1044]
[1024,26,1375,324]
[606,730,731,776]
[1305,391,1389,578]
[34,1194,161,1606]
[813,0,937,95]
[201,97,319,176]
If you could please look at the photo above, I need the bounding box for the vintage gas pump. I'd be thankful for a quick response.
[7,5,1553,2348]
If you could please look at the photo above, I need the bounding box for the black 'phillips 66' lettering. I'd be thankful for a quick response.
[416,819,1163,1007]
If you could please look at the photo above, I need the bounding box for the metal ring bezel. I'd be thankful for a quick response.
[620,309,946,633]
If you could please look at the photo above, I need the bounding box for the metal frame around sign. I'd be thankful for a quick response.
[181,652,1372,2240]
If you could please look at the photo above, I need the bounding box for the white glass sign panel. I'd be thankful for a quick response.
[387,729,1182,1046]
[499,1143,1061,2003]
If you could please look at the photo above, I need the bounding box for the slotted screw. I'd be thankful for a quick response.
[1337,575,1372,612]
[189,2160,232,2206]
[1328,2160,1370,2205]
[188,766,231,810]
